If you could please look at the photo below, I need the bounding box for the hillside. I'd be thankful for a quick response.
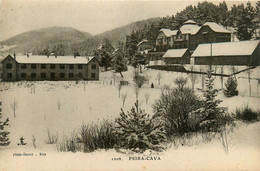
[0,17,161,56]
[0,26,93,55]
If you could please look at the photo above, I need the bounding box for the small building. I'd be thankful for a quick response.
[1,54,100,81]
[191,40,260,66]
[137,39,153,53]
[163,48,191,65]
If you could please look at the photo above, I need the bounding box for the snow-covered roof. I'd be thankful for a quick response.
[159,29,178,37]
[192,40,260,57]
[137,39,149,46]
[202,22,233,33]
[180,25,200,35]
[163,48,189,58]
[10,55,95,64]
[184,20,196,25]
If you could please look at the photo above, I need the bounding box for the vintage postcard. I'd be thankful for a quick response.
[0,0,259,170]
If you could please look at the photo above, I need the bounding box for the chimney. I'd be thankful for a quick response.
[14,52,16,60]
[27,52,29,58]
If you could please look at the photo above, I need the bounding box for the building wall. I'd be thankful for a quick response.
[163,51,191,65]
[194,56,251,66]
[1,57,100,81]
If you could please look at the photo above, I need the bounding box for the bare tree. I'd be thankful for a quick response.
[220,66,224,89]
[145,92,149,105]
[156,72,162,86]
[118,83,122,98]
[32,135,36,149]
[57,100,61,110]
[10,99,18,117]
[134,85,140,100]
[121,92,127,108]
[144,72,152,85]
[188,66,198,91]
[247,67,252,97]
[84,81,86,91]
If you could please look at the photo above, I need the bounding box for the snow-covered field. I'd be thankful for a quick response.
[0,66,260,171]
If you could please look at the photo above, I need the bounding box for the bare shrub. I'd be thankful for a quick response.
[133,73,146,88]
[57,131,82,152]
[156,72,162,85]
[32,135,36,149]
[80,119,117,153]
[10,99,18,117]
[45,129,58,144]
[234,106,259,122]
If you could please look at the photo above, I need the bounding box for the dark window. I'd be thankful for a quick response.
[69,73,74,78]
[31,73,36,79]
[91,64,96,70]
[31,64,37,69]
[21,73,26,79]
[21,64,27,69]
[78,73,83,78]
[41,73,46,78]
[7,73,12,79]
[60,73,65,78]
[6,63,12,69]
[78,64,83,69]
[41,64,46,69]
[69,65,74,69]
[91,73,95,79]
[50,64,56,69]
[60,64,65,69]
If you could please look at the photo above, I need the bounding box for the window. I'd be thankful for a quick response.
[21,64,27,69]
[7,73,12,79]
[31,73,36,79]
[91,73,95,79]
[69,65,74,69]
[91,64,96,70]
[6,63,12,69]
[60,64,65,69]
[41,64,46,69]
[78,64,83,69]
[21,73,26,79]
[69,73,74,78]
[41,73,46,78]
[50,64,55,69]
[60,73,65,78]
[31,64,36,69]
[78,73,83,78]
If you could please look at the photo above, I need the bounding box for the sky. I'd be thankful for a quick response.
[0,0,252,41]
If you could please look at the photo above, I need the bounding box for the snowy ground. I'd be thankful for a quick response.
[0,66,260,170]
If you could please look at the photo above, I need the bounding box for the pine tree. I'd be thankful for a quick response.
[114,102,166,153]
[223,76,238,97]
[194,71,227,131]
[0,102,10,146]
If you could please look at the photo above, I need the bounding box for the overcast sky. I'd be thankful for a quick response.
[0,0,249,41]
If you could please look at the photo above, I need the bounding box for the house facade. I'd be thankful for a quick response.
[155,20,232,52]
[137,39,153,53]
[1,54,100,81]
[163,48,191,65]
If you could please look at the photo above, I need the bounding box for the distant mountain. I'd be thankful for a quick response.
[96,17,161,47]
[0,17,161,55]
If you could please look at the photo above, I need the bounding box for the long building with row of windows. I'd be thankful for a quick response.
[1,54,100,81]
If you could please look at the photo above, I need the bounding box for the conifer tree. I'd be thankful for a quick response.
[0,102,10,146]
[114,102,166,152]
[223,76,238,97]
[193,71,227,131]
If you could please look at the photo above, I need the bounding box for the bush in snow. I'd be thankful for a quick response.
[153,77,203,137]
[223,76,238,97]
[234,106,259,122]
[114,102,167,153]
[192,71,228,132]
[133,72,147,88]
[0,101,10,146]
[45,128,58,144]
[80,119,117,152]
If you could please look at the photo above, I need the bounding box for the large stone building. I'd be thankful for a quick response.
[1,54,100,81]
[155,20,232,52]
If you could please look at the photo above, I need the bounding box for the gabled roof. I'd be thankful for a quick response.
[137,39,149,47]
[192,40,260,57]
[180,24,200,35]
[202,22,233,33]
[163,48,189,58]
[159,29,178,37]
[5,55,95,64]
[184,20,196,25]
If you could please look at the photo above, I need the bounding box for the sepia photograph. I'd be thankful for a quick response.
[0,0,259,170]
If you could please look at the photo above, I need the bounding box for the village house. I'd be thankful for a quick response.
[163,48,191,65]
[1,54,100,81]
[155,20,232,52]
[191,40,260,66]
[136,39,153,53]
